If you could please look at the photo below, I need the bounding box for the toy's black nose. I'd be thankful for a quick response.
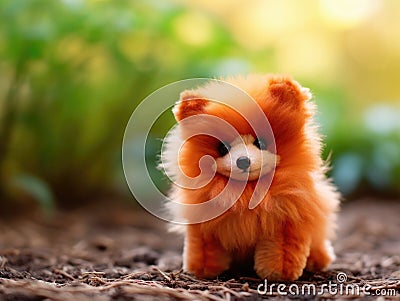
[236,156,251,170]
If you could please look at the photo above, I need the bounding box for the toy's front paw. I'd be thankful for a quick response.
[254,238,309,281]
[184,232,231,279]
[254,258,305,281]
[186,254,230,279]
[306,240,335,272]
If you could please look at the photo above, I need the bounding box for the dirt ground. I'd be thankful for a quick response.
[0,198,399,301]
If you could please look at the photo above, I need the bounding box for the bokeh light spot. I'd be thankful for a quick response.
[333,153,364,195]
[364,104,400,135]
[173,12,214,47]
[319,0,380,29]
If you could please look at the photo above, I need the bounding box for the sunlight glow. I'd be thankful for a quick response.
[173,12,214,46]
[319,0,380,28]
[231,0,306,50]
[275,33,340,80]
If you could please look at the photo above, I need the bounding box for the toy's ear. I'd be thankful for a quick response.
[173,90,209,122]
[267,76,311,109]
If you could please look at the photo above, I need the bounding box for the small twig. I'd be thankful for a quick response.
[122,284,194,300]
[170,268,184,280]
[0,256,8,269]
[152,266,171,282]
[80,271,105,277]
[178,272,202,283]
[209,285,250,298]
[224,291,231,301]
[87,276,108,286]
[53,269,75,281]
[121,271,151,280]
[239,276,260,282]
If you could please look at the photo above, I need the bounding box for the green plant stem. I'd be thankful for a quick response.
[0,59,25,198]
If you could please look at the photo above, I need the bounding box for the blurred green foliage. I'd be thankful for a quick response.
[0,0,239,209]
[0,0,399,211]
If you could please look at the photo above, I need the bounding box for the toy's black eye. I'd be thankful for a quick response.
[218,141,231,156]
[254,137,268,150]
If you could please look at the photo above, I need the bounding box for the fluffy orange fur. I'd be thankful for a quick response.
[166,74,340,281]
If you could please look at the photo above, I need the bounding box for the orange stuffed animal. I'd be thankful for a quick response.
[162,74,340,281]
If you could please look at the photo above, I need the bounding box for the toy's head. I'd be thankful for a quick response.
[166,74,316,189]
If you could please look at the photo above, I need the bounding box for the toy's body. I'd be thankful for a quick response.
[163,74,340,281]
